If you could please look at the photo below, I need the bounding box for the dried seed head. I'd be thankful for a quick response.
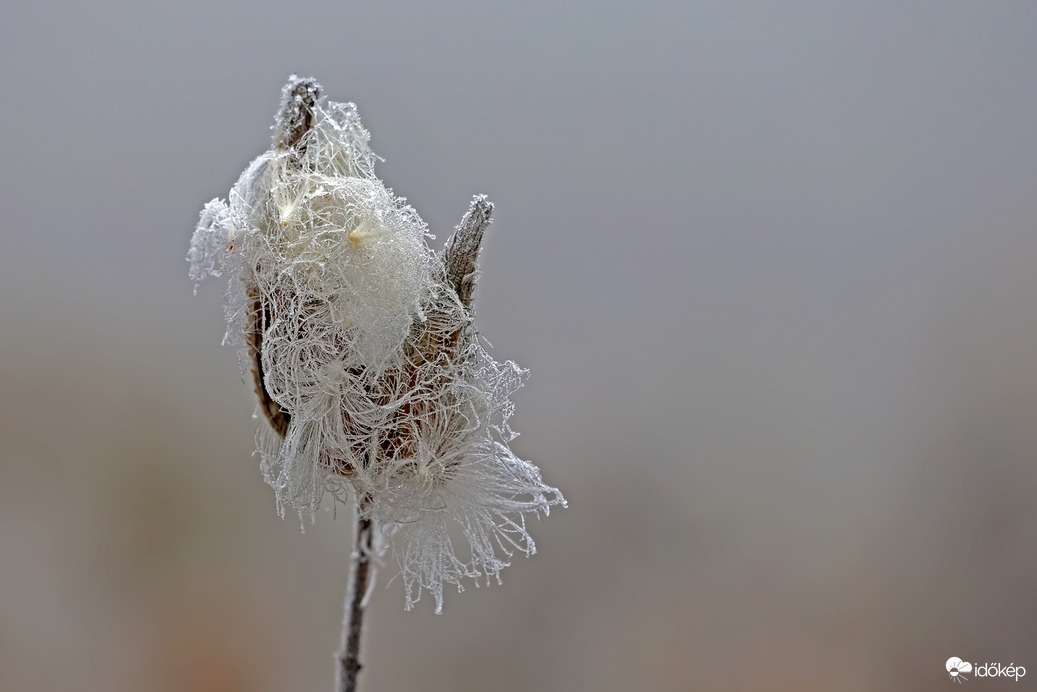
[189,76,565,611]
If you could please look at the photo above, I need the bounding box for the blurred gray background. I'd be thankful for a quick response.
[2,2,1036,690]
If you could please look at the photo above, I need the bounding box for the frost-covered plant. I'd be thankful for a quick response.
[189,76,564,691]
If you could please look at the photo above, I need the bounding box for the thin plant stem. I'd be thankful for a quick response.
[337,496,373,692]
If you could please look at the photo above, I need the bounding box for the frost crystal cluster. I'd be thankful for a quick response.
[189,77,564,611]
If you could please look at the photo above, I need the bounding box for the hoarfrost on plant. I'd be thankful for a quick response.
[189,76,565,612]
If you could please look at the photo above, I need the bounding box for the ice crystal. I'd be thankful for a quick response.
[189,76,565,611]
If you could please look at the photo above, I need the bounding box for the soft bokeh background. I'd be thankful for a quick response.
[2,2,1036,690]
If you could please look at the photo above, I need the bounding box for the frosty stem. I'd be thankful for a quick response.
[337,495,373,692]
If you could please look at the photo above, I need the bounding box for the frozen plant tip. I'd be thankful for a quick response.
[188,76,566,618]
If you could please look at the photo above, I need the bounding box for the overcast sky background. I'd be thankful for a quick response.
[2,2,1037,691]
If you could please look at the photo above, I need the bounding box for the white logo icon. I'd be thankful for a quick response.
[947,657,973,683]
